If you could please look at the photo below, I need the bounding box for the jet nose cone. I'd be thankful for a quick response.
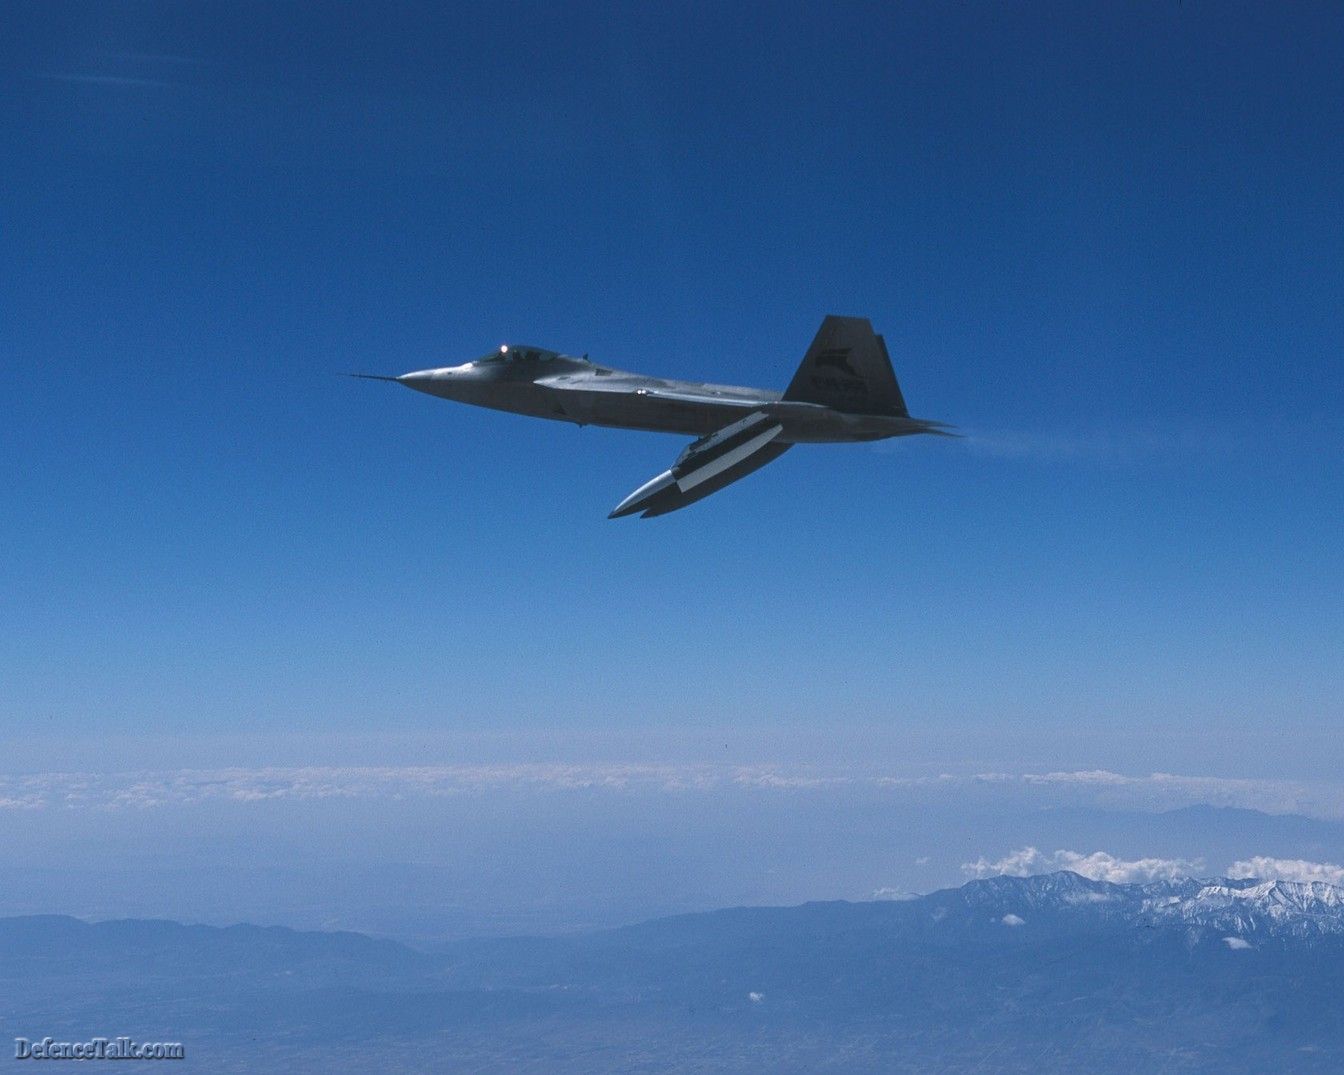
[396,369,439,393]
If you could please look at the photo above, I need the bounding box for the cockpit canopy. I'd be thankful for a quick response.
[475,344,562,364]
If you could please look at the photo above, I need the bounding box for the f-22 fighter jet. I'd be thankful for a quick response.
[358,315,953,518]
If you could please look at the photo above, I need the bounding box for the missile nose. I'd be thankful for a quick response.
[609,470,677,519]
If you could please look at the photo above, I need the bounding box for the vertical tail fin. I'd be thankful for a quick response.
[783,315,908,417]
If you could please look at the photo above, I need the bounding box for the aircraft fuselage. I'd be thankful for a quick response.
[362,317,953,517]
[396,356,932,444]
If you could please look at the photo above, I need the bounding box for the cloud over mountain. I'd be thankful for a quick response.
[1227,857,1344,886]
[965,848,1344,894]
[963,848,1203,883]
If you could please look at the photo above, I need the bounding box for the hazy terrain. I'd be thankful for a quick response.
[5,871,1344,1073]
[7,752,1344,944]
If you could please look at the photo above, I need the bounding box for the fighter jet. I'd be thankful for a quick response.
[357,315,954,518]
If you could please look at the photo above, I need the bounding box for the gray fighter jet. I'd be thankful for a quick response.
[358,315,954,518]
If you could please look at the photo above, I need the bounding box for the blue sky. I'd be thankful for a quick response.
[3,2,1340,769]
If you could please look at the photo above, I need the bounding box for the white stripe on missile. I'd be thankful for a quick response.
[675,423,782,492]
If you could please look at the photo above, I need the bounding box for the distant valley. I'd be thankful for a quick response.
[4,871,1344,1072]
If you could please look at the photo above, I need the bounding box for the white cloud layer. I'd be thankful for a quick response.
[0,763,1341,817]
[1227,857,1344,886]
[0,765,738,810]
[963,847,1203,884]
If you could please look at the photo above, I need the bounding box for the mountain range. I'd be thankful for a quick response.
[3,871,1342,1072]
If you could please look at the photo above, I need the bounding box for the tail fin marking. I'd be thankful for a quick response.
[782,315,909,417]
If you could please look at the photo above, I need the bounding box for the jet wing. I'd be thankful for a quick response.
[609,411,790,518]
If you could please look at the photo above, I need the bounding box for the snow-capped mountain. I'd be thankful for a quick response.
[1143,876,1344,938]
[952,871,1344,941]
